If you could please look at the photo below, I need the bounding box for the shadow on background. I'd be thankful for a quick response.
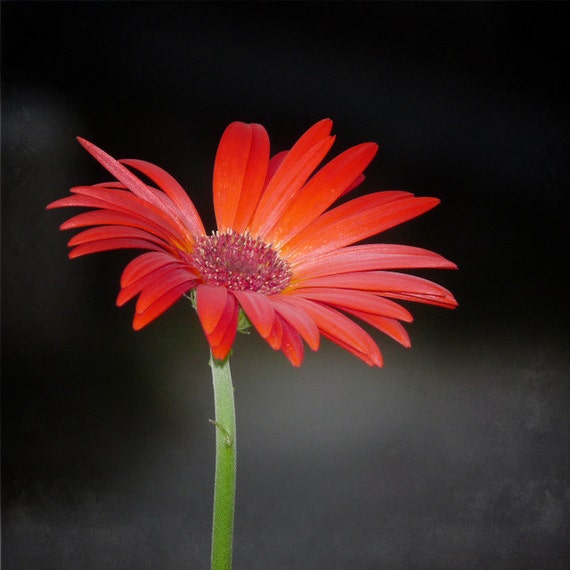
[2,2,569,569]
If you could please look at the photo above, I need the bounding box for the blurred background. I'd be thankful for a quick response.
[2,2,569,568]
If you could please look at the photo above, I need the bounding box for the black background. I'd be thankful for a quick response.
[2,2,569,568]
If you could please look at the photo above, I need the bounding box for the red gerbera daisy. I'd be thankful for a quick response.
[47,119,457,366]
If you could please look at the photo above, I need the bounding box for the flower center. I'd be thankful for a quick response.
[192,231,291,295]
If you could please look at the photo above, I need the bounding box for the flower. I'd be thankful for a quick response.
[48,119,457,366]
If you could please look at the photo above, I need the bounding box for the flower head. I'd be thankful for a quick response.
[48,119,457,366]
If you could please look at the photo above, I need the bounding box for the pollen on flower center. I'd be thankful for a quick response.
[192,230,291,295]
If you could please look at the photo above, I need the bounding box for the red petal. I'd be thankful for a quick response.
[282,193,439,261]
[132,281,193,330]
[232,125,271,232]
[61,185,192,241]
[340,174,365,197]
[208,294,239,360]
[69,238,164,258]
[135,270,197,313]
[265,313,283,350]
[294,271,457,308]
[68,226,171,250]
[320,332,383,367]
[249,119,334,237]
[118,262,185,306]
[278,317,305,366]
[265,151,288,185]
[266,142,378,246]
[290,298,383,366]
[196,284,228,334]
[343,309,411,348]
[376,290,458,309]
[213,122,270,232]
[60,210,175,242]
[270,297,320,350]
[120,251,181,288]
[120,158,205,236]
[232,290,275,338]
[287,287,413,322]
[292,244,457,280]
[77,138,178,213]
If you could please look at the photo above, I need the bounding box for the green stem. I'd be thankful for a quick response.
[210,353,237,570]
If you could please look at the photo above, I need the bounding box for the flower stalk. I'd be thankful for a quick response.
[210,352,237,570]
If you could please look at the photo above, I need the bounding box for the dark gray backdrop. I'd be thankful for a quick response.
[2,2,569,568]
